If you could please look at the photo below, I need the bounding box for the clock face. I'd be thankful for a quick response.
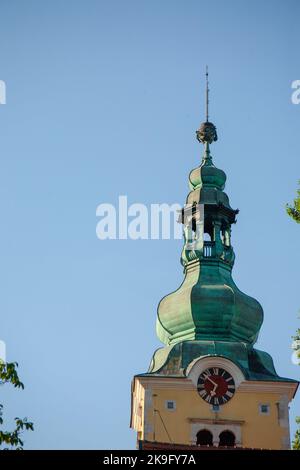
[197,367,235,405]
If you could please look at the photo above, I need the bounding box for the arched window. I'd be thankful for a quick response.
[196,429,213,446]
[219,430,235,447]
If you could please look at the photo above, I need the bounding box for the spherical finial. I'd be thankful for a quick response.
[196,121,218,144]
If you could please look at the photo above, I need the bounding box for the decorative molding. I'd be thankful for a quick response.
[277,395,291,450]
[144,389,153,438]
[187,418,245,426]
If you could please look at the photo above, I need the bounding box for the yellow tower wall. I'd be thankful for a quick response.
[131,374,297,450]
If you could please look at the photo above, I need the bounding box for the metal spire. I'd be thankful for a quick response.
[205,65,209,122]
[196,67,217,150]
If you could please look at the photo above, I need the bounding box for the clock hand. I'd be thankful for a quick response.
[204,376,219,396]
[206,376,218,387]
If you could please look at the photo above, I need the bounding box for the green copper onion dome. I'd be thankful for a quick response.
[155,121,263,347]
[189,162,226,191]
[187,147,229,210]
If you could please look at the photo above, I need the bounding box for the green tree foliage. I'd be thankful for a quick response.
[286,181,300,223]
[0,362,34,450]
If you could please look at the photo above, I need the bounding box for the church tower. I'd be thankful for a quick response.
[130,76,298,450]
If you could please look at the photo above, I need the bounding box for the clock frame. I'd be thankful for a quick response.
[197,367,235,405]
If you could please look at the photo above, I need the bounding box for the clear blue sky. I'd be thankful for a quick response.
[0,0,299,449]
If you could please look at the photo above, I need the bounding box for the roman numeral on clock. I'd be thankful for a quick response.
[202,372,211,380]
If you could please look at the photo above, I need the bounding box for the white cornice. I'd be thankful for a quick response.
[134,376,298,401]
[238,381,298,399]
